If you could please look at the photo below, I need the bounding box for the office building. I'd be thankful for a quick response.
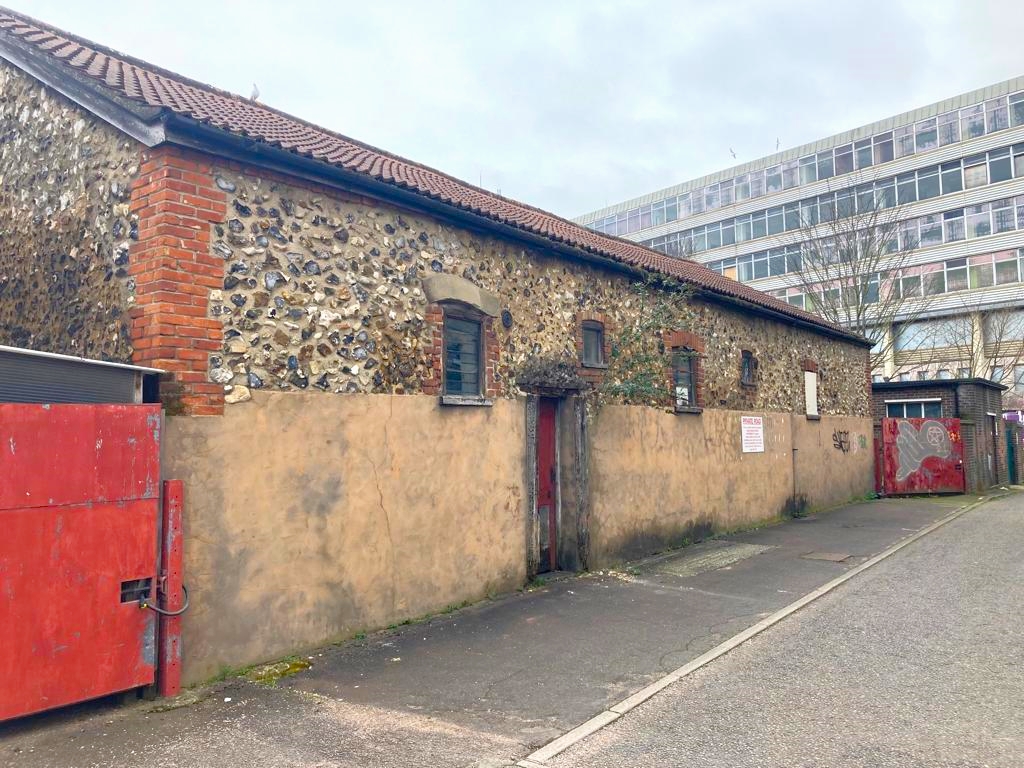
[577,78,1024,407]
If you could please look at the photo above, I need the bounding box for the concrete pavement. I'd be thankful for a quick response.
[548,491,1024,767]
[0,494,1008,767]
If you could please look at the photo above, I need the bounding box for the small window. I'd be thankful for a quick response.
[886,401,942,418]
[582,321,606,367]
[443,314,482,396]
[741,350,757,386]
[673,348,697,409]
[804,370,818,417]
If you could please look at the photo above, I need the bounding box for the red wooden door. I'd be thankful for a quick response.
[0,404,162,721]
[881,417,965,495]
[536,398,558,573]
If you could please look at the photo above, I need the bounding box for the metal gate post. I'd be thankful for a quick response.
[158,479,184,697]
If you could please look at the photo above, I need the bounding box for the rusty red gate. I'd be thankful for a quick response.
[0,403,175,721]
[879,417,965,495]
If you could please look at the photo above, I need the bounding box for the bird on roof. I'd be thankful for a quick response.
[250,82,260,101]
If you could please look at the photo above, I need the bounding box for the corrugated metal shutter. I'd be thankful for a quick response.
[0,350,139,404]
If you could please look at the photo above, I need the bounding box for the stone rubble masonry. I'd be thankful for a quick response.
[0,60,869,417]
[0,60,140,361]
[204,162,870,417]
[128,146,227,415]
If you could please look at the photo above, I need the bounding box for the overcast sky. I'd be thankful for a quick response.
[15,0,1024,218]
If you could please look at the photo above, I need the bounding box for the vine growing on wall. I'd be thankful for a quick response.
[596,277,696,409]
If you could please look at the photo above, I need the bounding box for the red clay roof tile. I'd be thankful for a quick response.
[0,7,864,343]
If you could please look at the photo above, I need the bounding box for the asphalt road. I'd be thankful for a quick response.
[1,495,1013,767]
[549,493,1024,768]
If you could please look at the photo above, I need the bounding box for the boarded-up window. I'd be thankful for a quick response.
[804,370,819,417]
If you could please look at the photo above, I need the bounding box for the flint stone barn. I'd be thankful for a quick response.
[0,8,874,682]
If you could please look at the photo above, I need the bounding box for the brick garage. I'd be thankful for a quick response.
[872,378,1009,492]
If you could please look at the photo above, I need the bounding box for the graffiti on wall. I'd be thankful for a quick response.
[895,419,952,481]
[832,429,850,453]
[830,430,867,454]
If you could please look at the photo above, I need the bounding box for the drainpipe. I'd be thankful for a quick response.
[790,414,799,511]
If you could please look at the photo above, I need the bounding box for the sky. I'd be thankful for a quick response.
[12,1,1024,219]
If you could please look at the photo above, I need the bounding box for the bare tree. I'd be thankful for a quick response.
[953,306,1024,408]
[898,304,1024,407]
[785,176,938,375]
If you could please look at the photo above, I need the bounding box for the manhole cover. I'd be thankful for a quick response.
[801,552,850,562]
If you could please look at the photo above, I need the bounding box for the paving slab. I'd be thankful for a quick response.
[0,495,977,767]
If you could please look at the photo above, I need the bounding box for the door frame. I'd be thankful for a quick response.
[524,392,591,579]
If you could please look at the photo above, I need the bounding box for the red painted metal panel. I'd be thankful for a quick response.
[0,404,161,510]
[536,398,558,573]
[880,417,965,495]
[0,500,158,720]
[0,404,161,721]
[158,480,184,698]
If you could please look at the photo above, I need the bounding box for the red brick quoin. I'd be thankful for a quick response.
[129,146,227,415]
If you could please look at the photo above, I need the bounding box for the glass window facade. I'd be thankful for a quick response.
[642,146,1023,258]
[586,90,1024,239]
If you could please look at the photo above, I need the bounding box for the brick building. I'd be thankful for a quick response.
[0,9,876,681]
[872,378,1009,491]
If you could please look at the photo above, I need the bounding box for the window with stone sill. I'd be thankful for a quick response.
[740,350,757,387]
[443,312,483,398]
[582,321,606,367]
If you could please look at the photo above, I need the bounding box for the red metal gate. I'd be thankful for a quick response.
[879,417,965,495]
[0,404,162,720]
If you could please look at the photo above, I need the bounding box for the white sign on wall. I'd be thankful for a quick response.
[741,415,764,453]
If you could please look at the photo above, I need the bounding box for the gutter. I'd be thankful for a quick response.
[0,35,166,147]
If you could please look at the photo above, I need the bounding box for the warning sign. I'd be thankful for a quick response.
[741,416,764,453]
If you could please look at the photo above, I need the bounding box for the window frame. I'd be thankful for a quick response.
[581,320,607,368]
[672,347,698,411]
[441,307,487,402]
[740,350,757,387]
[804,369,819,418]
[885,399,943,418]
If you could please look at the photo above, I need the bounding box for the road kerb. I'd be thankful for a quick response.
[522,710,620,765]
[520,494,1001,765]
